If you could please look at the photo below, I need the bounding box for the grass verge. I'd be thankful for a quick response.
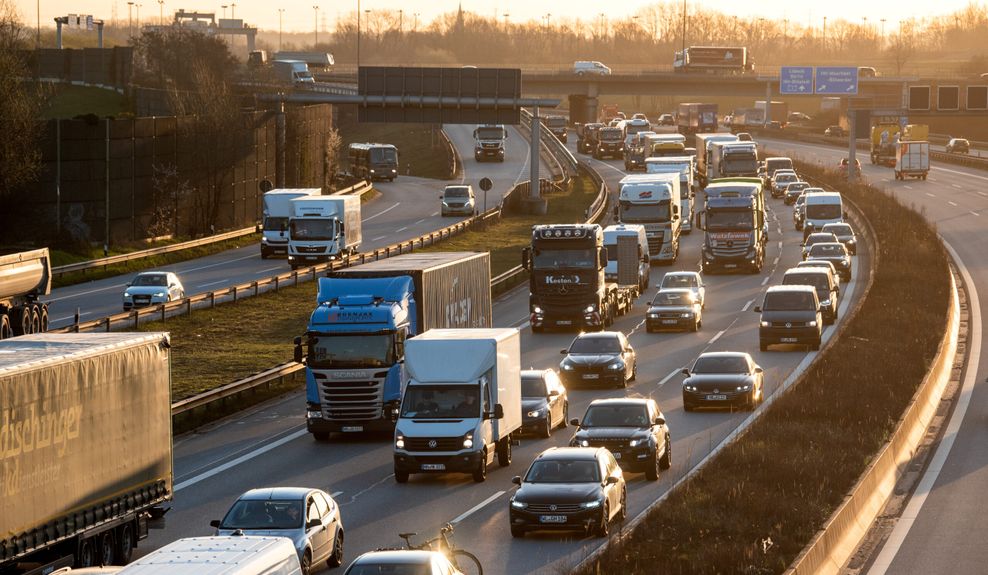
[140,173,598,400]
[574,161,950,574]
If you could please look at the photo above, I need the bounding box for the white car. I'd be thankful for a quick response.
[122,271,185,311]
[573,60,611,76]
[659,271,705,309]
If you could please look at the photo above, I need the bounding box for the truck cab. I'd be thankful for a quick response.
[544,116,568,143]
[261,189,320,259]
[287,195,361,269]
[710,141,759,179]
[696,179,766,273]
[615,173,682,262]
[644,156,695,234]
[473,124,508,162]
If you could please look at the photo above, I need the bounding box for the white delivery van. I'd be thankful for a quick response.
[115,536,302,575]
[603,224,650,289]
[802,191,844,236]
[573,61,611,75]
[616,172,682,262]
[394,328,522,483]
[261,188,321,258]
[287,195,362,269]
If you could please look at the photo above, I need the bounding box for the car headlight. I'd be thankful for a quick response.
[736,384,751,391]
[527,409,545,418]
[395,435,405,449]
[391,169,396,173]
[684,384,697,392]
[369,169,376,173]
[822,299,831,306]
[607,362,625,371]
[760,321,770,327]
[581,500,602,509]
[463,434,474,449]
[681,313,692,318]
[628,437,649,447]
[511,500,527,509]
[584,305,596,313]
[561,363,575,371]
[153,291,166,298]
[647,313,659,319]
[808,320,818,327]
[123,291,132,298]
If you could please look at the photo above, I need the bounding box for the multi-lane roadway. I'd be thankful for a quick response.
[135,129,872,574]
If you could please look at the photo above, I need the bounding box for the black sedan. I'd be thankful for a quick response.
[645,288,702,332]
[509,446,626,538]
[569,398,671,481]
[821,222,858,255]
[520,369,569,438]
[682,351,764,411]
[784,182,810,205]
[806,242,852,281]
[559,331,637,388]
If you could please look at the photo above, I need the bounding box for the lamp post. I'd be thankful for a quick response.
[823,16,827,52]
[127,1,134,38]
[278,8,284,50]
[414,12,420,32]
[365,9,371,43]
[680,0,686,53]
[157,0,163,25]
[136,3,142,31]
[36,0,39,48]
[313,5,319,46]
[880,17,886,47]
[398,9,402,34]
[231,2,236,19]
[501,13,508,31]
[357,0,361,68]
[221,4,227,19]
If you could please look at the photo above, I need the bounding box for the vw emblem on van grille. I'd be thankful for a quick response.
[785,322,792,328]
[428,439,438,448]
[549,504,558,511]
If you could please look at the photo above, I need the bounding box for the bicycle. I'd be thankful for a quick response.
[398,523,483,575]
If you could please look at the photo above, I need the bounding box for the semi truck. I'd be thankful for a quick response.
[709,141,760,179]
[473,125,508,162]
[287,195,361,269]
[754,100,789,126]
[296,252,492,440]
[393,328,522,483]
[870,122,901,166]
[544,116,568,143]
[616,172,682,262]
[272,60,315,86]
[0,333,173,573]
[0,249,51,339]
[645,156,696,235]
[696,178,767,273]
[260,189,321,259]
[673,46,754,74]
[730,107,764,130]
[694,132,739,187]
[271,51,335,69]
[677,103,719,135]
[522,224,638,332]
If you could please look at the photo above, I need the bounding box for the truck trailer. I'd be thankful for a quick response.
[0,333,173,573]
[261,189,321,259]
[297,252,493,439]
[673,46,754,74]
[271,51,335,69]
[287,195,361,269]
[694,133,738,187]
[677,103,719,136]
[895,141,930,180]
[0,249,52,339]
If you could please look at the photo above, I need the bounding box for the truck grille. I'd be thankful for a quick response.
[318,377,383,420]
[711,244,749,257]
[405,437,463,451]
[647,235,664,253]
[481,143,500,149]
[296,245,327,254]
[770,321,807,328]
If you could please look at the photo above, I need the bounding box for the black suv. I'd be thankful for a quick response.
[559,331,637,388]
[755,285,823,351]
[569,398,671,481]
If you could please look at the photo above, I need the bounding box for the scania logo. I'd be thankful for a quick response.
[428,440,438,448]
[549,504,558,511]
[785,322,792,328]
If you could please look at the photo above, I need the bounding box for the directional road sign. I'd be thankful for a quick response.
[780,67,813,94]
[815,67,859,95]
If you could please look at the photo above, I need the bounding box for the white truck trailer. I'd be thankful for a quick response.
[287,195,362,269]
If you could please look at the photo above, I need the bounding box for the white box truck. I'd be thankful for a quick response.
[644,156,696,234]
[261,188,320,259]
[287,195,361,269]
[394,328,522,483]
[114,536,302,575]
[895,141,930,180]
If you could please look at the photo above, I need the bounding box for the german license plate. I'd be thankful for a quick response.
[661,319,678,324]
[724,263,738,268]
[706,394,728,401]
[583,374,599,379]
[342,426,363,432]
[539,515,567,523]
[305,256,318,260]
[781,337,798,343]
[556,320,573,325]
[421,463,445,471]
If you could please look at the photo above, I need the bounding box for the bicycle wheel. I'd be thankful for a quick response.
[451,549,483,575]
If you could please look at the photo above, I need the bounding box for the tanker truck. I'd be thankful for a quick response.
[0,248,52,339]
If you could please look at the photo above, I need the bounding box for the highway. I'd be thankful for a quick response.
[138,132,871,574]
[754,136,988,575]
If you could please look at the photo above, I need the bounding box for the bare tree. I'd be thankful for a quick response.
[888,23,916,76]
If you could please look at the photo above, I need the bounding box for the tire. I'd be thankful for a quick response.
[301,550,312,575]
[98,531,115,567]
[0,315,11,340]
[659,436,672,470]
[561,403,569,428]
[497,438,512,467]
[510,525,525,538]
[451,549,484,575]
[541,415,552,438]
[531,323,544,334]
[810,338,821,351]
[683,402,694,413]
[29,305,41,334]
[760,341,769,352]
[617,488,627,521]
[328,530,344,568]
[690,318,699,332]
[115,523,135,565]
[629,363,637,382]
[312,432,331,442]
[645,451,659,480]
[13,307,30,335]
[594,504,610,537]
[38,304,48,332]
[473,453,488,482]
[77,537,96,567]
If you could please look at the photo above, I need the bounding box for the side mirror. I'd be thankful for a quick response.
[753,306,762,313]
[681,367,690,376]
[293,336,304,364]
[125,283,132,287]
[599,248,608,267]
[549,389,560,397]
[306,518,322,530]
[605,476,620,485]
[843,210,849,219]
[754,366,764,373]
[511,476,522,485]
[654,416,666,426]
[439,194,444,199]
[210,519,222,528]
[569,418,581,427]
[493,404,504,420]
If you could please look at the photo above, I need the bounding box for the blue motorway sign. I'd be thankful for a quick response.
[815,67,859,95]
[780,67,813,94]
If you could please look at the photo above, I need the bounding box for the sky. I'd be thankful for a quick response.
[12,0,979,34]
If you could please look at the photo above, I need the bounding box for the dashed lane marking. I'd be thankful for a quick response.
[450,490,506,525]
[656,369,680,387]
[707,330,725,345]
[742,299,754,312]
[761,276,770,286]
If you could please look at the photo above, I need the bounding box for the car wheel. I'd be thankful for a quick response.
[313,432,330,442]
[531,323,544,334]
[594,503,610,537]
[646,451,659,481]
[328,530,344,568]
[629,363,637,382]
[810,338,821,351]
[617,488,628,521]
[659,436,672,470]
[511,525,525,538]
[394,466,409,484]
[473,452,488,482]
[561,403,569,427]
[541,414,552,438]
[690,318,699,332]
[300,550,312,575]
[683,400,694,413]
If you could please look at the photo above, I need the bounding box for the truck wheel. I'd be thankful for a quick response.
[811,338,821,351]
[497,438,512,467]
[394,466,409,483]
[760,341,769,352]
[115,524,135,565]
[38,304,48,332]
[473,453,488,482]
[99,531,115,567]
[531,323,544,334]
[29,305,41,333]
[77,538,96,567]
[13,307,30,335]
[260,250,269,259]
[0,316,11,340]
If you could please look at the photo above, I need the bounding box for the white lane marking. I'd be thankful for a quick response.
[978,191,987,197]
[904,185,913,190]
[772,257,779,266]
[372,235,388,241]
[932,164,988,181]
[972,212,981,217]
[174,429,308,491]
[656,369,680,387]
[450,490,506,525]
[707,330,725,345]
[925,193,936,198]
[362,202,400,222]
[868,240,980,574]
[948,201,958,207]
[47,283,124,301]
[741,299,754,312]
[431,211,440,216]
[415,218,426,224]
[260,266,282,273]
[777,241,783,250]
[952,184,963,189]
[761,276,770,286]
[396,226,408,232]
[53,311,91,322]
[198,279,228,288]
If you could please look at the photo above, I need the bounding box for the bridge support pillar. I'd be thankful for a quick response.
[585,97,599,124]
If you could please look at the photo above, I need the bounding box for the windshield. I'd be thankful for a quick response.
[532,248,596,269]
[692,356,749,374]
[661,275,697,289]
[264,216,289,231]
[400,385,479,419]
[809,244,846,257]
[132,274,167,287]
[347,565,431,575]
[651,291,693,306]
[309,334,395,369]
[724,158,758,173]
[569,336,622,354]
[823,224,852,236]
[582,404,649,427]
[477,127,505,140]
[525,460,600,483]
[763,291,816,311]
[444,187,470,198]
[651,146,688,158]
[619,201,671,223]
[546,118,567,128]
[767,160,793,172]
[805,204,842,220]
[600,129,623,141]
[221,499,303,530]
[290,219,337,241]
[787,184,808,194]
[776,174,797,184]
[522,375,547,398]
[370,148,398,164]
[626,123,648,136]
[707,209,754,230]
[785,273,829,291]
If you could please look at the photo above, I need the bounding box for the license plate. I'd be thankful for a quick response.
[342,426,363,432]
[421,464,445,471]
[706,394,728,401]
[583,374,599,379]
[661,319,678,324]
[556,320,573,325]
[612,452,622,459]
[539,515,567,523]
[305,256,318,260]
[781,337,798,343]
[724,264,738,268]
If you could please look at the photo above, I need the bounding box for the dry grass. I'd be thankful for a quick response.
[575,162,950,574]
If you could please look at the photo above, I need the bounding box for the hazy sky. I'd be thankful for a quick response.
[12,0,978,34]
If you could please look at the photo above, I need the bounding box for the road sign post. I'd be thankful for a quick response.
[780,66,813,95]
[479,177,493,213]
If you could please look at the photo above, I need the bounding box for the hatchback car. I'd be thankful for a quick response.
[806,242,852,281]
[659,270,705,308]
[509,447,626,538]
[211,487,344,574]
[645,288,702,332]
[946,138,970,154]
[821,222,858,255]
[343,550,464,575]
[755,285,823,351]
[682,352,764,411]
[783,267,840,324]
[569,398,671,480]
[559,331,637,388]
[122,271,185,311]
[784,182,810,205]
[440,185,476,217]
[801,232,840,259]
[521,369,569,438]
[771,172,799,199]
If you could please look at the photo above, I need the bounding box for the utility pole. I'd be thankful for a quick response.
[398,9,403,33]
[278,8,284,50]
[36,0,40,48]
[357,0,361,68]
[128,1,134,38]
[680,0,686,53]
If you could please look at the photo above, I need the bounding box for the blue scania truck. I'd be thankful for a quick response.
[296,252,492,440]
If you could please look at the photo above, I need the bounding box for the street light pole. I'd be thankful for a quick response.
[278,9,284,50]
[221,4,227,19]
[398,10,403,34]
[823,16,827,53]
[231,3,236,19]
[136,4,142,31]
[680,0,686,53]
[357,0,361,69]
[157,0,163,25]
[880,18,886,47]
[36,0,40,48]
[127,1,134,38]
[313,5,319,46]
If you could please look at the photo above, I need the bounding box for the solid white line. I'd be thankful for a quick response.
[707,330,725,345]
[868,240,980,574]
[741,299,754,312]
[431,211,440,216]
[53,312,91,322]
[948,201,958,207]
[47,283,127,302]
[362,202,401,222]
[761,276,770,286]
[925,193,936,198]
[198,279,228,288]
[174,429,309,492]
[260,266,282,273]
[450,490,506,525]
[331,491,344,498]
[656,369,680,387]
[181,253,257,274]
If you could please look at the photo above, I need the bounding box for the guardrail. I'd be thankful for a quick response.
[438,128,461,180]
[51,181,373,279]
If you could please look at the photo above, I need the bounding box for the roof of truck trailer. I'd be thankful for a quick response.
[332,251,488,274]
[0,333,169,373]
